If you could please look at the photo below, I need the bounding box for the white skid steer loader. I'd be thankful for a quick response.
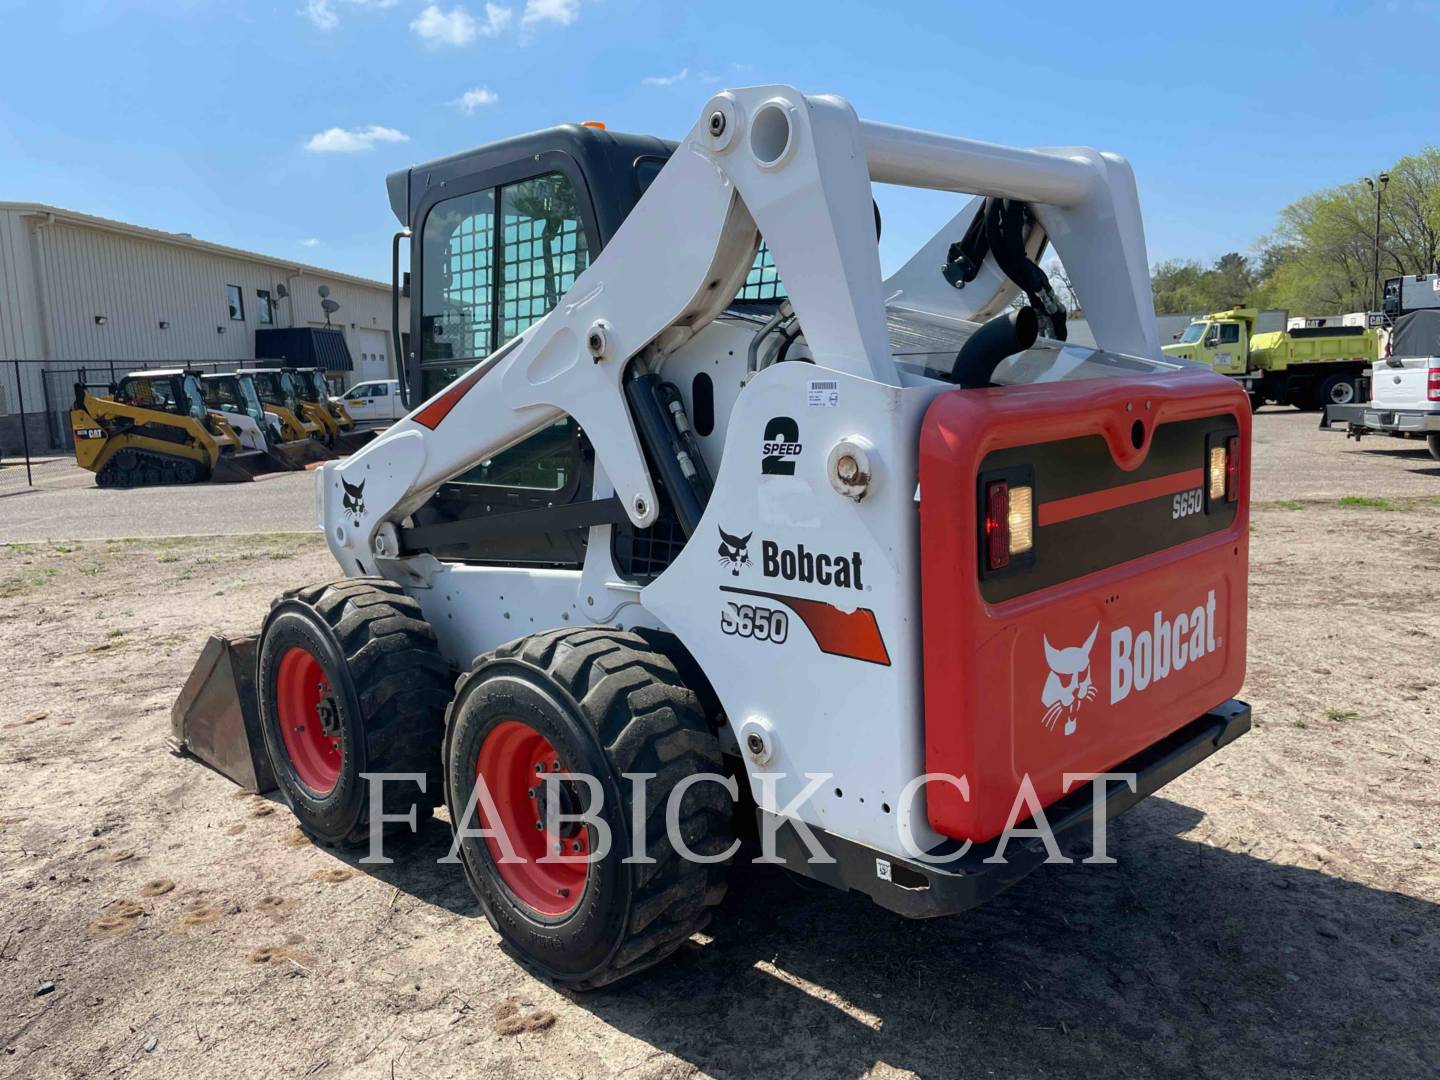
[173,86,1252,989]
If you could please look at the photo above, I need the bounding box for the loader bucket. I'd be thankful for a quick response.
[208,450,276,483]
[332,428,379,456]
[270,438,335,469]
[171,634,276,794]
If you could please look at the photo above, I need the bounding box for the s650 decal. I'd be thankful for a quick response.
[720,601,789,644]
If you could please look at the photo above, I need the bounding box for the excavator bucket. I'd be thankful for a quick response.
[171,634,275,793]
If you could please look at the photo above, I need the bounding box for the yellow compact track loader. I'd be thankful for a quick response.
[287,367,377,455]
[245,369,334,466]
[71,368,273,486]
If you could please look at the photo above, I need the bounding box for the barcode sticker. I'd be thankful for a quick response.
[807,379,839,408]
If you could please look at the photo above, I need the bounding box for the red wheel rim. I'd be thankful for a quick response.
[474,721,588,917]
[276,646,343,795]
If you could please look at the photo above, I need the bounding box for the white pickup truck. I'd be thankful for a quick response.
[1326,311,1440,461]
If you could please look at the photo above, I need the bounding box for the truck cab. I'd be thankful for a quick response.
[1165,312,1250,375]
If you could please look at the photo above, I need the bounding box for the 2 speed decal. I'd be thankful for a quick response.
[761,416,802,476]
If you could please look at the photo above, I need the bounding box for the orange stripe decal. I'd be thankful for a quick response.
[411,352,508,430]
[721,586,891,666]
[1038,467,1204,527]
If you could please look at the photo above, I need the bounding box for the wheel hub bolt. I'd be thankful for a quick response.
[571,840,582,852]
[527,787,536,799]
[534,820,544,831]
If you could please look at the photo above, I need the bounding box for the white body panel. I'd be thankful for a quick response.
[314,85,1162,857]
[341,379,404,421]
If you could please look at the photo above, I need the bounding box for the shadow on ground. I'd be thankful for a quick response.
[328,796,1437,1078]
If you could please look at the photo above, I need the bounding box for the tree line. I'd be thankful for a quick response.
[1149,147,1440,316]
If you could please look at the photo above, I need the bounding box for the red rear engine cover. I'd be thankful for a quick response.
[919,369,1249,844]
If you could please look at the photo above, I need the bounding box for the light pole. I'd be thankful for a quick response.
[1363,172,1389,312]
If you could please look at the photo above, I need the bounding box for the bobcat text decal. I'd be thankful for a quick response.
[1111,590,1218,704]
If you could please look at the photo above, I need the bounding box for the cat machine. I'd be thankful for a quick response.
[175,86,1252,988]
[286,366,378,454]
[70,368,272,485]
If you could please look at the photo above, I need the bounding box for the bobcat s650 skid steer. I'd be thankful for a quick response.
[174,86,1251,988]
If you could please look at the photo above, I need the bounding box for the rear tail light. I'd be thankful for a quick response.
[1428,366,1440,402]
[1208,436,1240,505]
[984,480,1034,570]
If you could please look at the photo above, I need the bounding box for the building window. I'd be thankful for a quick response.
[226,285,245,321]
[257,289,274,325]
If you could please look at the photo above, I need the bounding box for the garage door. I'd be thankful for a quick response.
[354,329,391,384]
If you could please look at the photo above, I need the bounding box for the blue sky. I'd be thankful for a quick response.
[3,0,1438,284]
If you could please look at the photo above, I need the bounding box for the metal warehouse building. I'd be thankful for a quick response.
[0,202,408,453]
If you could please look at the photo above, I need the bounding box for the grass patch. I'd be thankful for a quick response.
[1338,495,1395,510]
[1270,500,1305,511]
[1325,708,1360,723]
[1294,719,1307,730]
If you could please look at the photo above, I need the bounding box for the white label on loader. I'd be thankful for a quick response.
[875,858,892,882]
[807,380,839,408]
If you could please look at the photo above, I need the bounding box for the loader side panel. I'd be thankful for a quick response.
[919,369,1249,844]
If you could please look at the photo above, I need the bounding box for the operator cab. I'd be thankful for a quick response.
[201,372,268,429]
[115,369,210,422]
[389,124,786,572]
[246,368,306,415]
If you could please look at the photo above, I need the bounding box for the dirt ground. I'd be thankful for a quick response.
[1,416,1438,1079]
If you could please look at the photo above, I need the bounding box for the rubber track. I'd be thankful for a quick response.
[456,627,733,988]
[95,448,204,488]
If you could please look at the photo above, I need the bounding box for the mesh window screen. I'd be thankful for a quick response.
[499,174,591,341]
[421,188,496,365]
[736,241,787,301]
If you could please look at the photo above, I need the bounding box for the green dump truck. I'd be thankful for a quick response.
[1161,308,1378,410]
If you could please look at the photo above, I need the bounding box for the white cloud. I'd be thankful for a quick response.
[302,0,397,31]
[455,86,500,113]
[642,68,688,87]
[304,124,410,153]
[411,3,511,46]
[521,0,578,27]
[302,238,321,247]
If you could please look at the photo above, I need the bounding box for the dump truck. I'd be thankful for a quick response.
[174,85,1252,989]
[70,367,274,485]
[1161,307,1378,410]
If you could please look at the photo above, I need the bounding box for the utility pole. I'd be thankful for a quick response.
[1363,173,1390,312]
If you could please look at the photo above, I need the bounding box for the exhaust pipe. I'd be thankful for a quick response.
[951,306,1039,388]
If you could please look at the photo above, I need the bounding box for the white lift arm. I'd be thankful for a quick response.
[321,84,1158,574]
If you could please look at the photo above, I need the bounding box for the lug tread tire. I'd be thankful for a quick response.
[269,578,450,848]
[452,627,732,989]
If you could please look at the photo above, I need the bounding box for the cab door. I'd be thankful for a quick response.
[1206,321,1247,375]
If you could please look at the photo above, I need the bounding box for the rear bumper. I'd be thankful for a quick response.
[764,698,1251,919]
[1325,404,1440,434]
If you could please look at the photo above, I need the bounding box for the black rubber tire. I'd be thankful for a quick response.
[1428,434,1440,463]
[1318,374,1358,409]
[257,578,452,848]
[1248,392,1264,414]
[444,627,733,990]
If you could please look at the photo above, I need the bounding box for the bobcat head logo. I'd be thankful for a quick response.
[717,527,752,576]
[1041,624,1099,737]
[341,477,366,525]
